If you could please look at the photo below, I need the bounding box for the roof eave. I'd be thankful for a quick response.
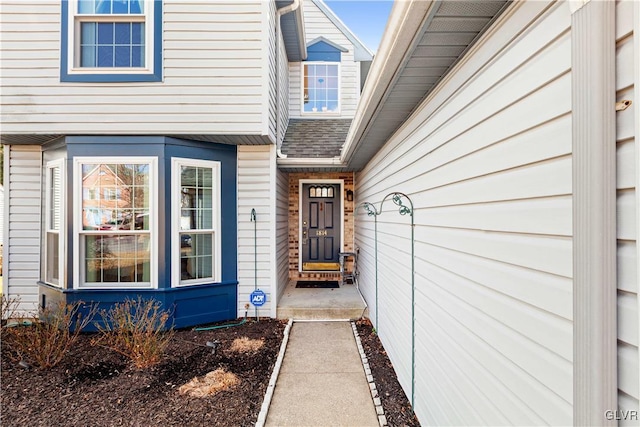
[278,0,307,61]
[342,0,509,171]
[341,0,437,166]
[294,4,307,60]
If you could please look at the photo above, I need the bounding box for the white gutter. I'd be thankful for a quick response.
[340,0,437,166]
[277,156,345,168]
[276,0,304,159]
[277,0,300,18]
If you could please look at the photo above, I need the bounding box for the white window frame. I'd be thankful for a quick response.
[44,159,66,287]
[171,158,222,287]
[300,62,342,115]
[65,0,155,76]
[73,156,158,289]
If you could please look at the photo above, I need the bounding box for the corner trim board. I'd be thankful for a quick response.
[571,1,618,424]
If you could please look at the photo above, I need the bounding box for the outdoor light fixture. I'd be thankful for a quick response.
[346,190,354,201]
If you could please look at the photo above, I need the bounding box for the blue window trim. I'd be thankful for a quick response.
[60,0,163,82]
[307,39,346,62]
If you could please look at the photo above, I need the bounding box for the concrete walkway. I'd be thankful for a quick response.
[265,321,379,427]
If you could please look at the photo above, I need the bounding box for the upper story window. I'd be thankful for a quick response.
[302,38,347,115]
[61,0,162,82]
[303,63,340,114]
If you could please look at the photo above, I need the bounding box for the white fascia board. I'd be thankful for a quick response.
[341,0,436,165]
[310,0,374,61]
[277,157,345,168]
[295,4,308,60]
[307,36,348,52]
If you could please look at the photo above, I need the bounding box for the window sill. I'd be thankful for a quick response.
[173,279,220,288]
[61,69,162,83]
[301,111,343,117]
[75,283,155,290]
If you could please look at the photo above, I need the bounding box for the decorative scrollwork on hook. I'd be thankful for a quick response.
[356,201,379,217]
[391,193,412,216]
[382,193,413,216]
[364,203,377,217]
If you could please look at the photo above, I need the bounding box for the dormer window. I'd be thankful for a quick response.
[303,63,340,114]
[302,37,347,115]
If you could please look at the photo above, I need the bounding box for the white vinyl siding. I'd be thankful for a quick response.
[265,0,277,142]
[277,24,289,146]
[4,145,42,313]
[616,0,639,421]
[237,145,278,317]
[355,2,573,425]
[275,168,289,301]
[288,0,359,119]
[265,0,290,146]
[1,1,268,137]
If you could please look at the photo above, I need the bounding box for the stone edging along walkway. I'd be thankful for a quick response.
[255,318,293,427]
[255,319,387,427]
[351,321,388,427]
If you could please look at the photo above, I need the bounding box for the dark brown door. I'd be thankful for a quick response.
[301,183,341,271]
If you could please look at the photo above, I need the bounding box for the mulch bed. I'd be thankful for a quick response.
[1,319,286,427]
[356,318,421,427]
[2,317,419,426]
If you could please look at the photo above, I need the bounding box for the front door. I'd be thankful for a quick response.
[301,183,341,271]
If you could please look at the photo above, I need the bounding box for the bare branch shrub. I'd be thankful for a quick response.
[93,297,174,369]
[1,294,21,326]
[3,300,97,369]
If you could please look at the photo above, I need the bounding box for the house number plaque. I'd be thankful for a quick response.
[316,229,328,236]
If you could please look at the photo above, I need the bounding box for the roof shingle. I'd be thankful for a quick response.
[281,119,352,158]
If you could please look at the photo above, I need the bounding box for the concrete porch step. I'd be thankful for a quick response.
[277,306,368,321]
[277,281,368,321]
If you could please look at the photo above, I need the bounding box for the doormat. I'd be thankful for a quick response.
[295,281,339,289]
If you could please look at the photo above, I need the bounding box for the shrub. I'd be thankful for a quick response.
[1,294,21,326]
[3,300,97,369]
[94,297,174,369]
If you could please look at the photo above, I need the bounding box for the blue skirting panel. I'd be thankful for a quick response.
[39,281,238,332]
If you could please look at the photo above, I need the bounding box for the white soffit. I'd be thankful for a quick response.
[343,0,509,171]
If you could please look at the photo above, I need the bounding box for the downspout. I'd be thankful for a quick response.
[275,0,301,159]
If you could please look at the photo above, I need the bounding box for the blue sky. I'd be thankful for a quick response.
[324,1,394,53]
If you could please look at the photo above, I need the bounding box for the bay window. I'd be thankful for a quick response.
[45,160,65,286]
[172,159,221,286]
[74,158,156,288]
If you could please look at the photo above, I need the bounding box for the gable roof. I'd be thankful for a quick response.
[310,0,374,61]
[307,36,348,52]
